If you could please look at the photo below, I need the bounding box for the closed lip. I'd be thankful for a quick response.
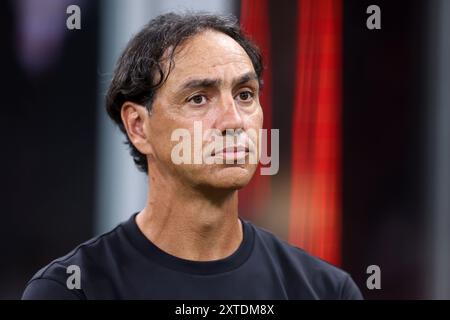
[213,145,249,156]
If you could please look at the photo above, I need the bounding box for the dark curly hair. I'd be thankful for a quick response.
[105,12,263,173]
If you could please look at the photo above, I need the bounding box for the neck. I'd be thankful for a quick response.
[136,174,243,261]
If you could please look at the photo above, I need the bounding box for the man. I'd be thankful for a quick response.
[22,13,362,299]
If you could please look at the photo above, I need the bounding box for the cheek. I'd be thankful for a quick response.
[258,108,264,127]
[247,106,264,130]
[146,114,177,155]
[147,112,200,160]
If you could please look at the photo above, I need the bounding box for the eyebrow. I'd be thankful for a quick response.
[179,72,259,92]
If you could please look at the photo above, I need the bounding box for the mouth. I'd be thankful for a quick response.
[212,145,250,160]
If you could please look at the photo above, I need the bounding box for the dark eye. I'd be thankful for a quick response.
[237,91,254,102]
[188,95,207,105]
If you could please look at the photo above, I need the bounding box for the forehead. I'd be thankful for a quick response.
[166,30,255,84]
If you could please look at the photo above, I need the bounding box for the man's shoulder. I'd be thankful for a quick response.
[248,221,363,299]
[250,222,346,276]
[22,224,123,299]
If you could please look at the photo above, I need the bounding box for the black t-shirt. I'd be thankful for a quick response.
[22,213,363,300]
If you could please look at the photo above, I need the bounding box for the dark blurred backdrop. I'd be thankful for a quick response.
[1,0,449,300]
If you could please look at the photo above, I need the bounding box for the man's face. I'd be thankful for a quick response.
[144,30,263,191]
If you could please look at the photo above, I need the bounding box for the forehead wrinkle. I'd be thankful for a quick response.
[175,53,252,74]
[162,32,257,95]
[172,31,253,69]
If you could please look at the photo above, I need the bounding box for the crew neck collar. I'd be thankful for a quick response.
[121,213,255,275]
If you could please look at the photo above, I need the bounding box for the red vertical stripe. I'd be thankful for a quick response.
[239,0,272,218]
[289,0,342,265]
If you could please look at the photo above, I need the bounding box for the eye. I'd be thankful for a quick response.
[236,90,254,102]
[187,94,207,106]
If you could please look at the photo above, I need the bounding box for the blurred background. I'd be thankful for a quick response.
[1,0,449,299]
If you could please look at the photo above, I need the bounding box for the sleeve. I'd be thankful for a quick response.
[339,275,364,300]
[21,278,83,300]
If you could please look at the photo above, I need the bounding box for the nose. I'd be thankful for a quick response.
[214,94,245,136]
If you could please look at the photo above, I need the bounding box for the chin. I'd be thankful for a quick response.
[184,163,257,192]
[210,166,255,190]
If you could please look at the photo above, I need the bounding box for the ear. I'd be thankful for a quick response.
[120,102,154,155]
